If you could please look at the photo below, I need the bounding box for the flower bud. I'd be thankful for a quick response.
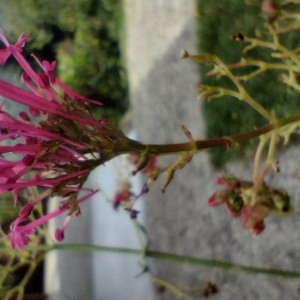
[181,50,215,64]
[19,111,30,121]
[55,228,64,241]
[225,194,243,217]
[272,189,291,213]
[262,0,278,24]
[23,154,35,166]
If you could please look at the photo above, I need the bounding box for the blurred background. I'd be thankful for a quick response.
[0,0,300,299]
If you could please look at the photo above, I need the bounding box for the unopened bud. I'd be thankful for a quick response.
[132,154,150,175]
[55,228,64,241]
[273,189,291,213]
[262,0,278,24]
[181,50,215,64]
[23,154,35,166]
[19,203,34,219]
[19,111,31,122]
[253,221,265,235]
[142,184,149,194]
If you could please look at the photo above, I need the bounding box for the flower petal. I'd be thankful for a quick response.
[208,192,223,206]
[0,49,11,64]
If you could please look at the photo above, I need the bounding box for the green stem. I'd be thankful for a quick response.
[37,243,300,279]
[140,112,300,156]
[214,57,275,122]
[252,136,267,182]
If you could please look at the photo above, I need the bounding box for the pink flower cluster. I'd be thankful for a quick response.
[208,174,291,235]
[0,29,116,250]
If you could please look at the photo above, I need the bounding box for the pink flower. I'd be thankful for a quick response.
[0,29,121,249]
[0,31,26,64]
[10,223,36,251]
[207,192,224,206]
[9,188,99,250]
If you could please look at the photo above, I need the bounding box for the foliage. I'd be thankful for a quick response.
[0,0,128,122]
[196,0,300,166]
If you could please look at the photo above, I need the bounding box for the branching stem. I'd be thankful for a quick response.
[129,112,300,156]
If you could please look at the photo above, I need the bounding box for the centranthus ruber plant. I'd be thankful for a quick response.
[0,11,300,253]
[0,0,300,298]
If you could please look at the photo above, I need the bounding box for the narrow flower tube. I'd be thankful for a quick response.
[10,188,99,250]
